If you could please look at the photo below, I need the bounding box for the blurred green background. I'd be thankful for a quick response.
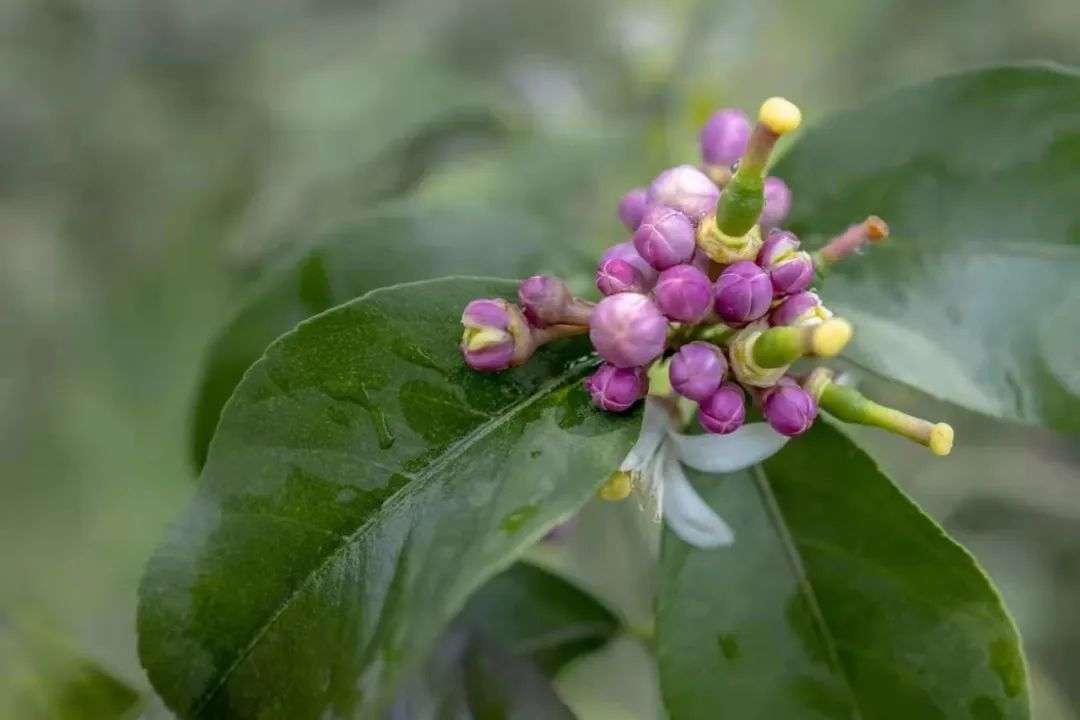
[2,0,1078,717]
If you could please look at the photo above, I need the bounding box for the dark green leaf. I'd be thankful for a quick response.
[775,63,1080,432]
[459,561,620,675]
[657,421,1029,719]
[390,563,616,719]
[0,623,141,720]
[190,205,586,469]
[140,278,637,718]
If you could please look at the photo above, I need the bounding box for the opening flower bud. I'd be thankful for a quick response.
[759,176,792,230]
[460,298,529,372]
[589,292,669,368]
[601,241,659,289]
[700,108,752,168]
[714,260,773,324]
[584,363,648,413]
[654,264,713,322]
[618,187,649,231]
[596,258,645,296]
[669,341,728,402]
[757,230,812,295]
[633,205,696,270]
[646,165,720,223]
[698,382,746,435]
[762,378,818,436]
[770,291,831,327]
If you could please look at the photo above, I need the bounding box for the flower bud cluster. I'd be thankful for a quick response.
[459,97,953,454]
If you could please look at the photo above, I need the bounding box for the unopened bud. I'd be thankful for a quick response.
[714,260,773,324]
[601,242,659,289]
[654,264,713,322]
[757,229,813,295]
[596,258,646,296]
[669,341,728,402]
[519,275,593,327]
[589,292,669,368]
[584,363,648,412]
[618,187,650,231]
[762,378,818,436]
[647,165,720,223]
[759,176,792,231]
[700,108,752,168]
[698,382,746,435]
[633,205,696,270]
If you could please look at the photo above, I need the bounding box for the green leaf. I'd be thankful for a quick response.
[391,562,618,719]
[190,205,585,470]
[775,63,1080,432]
[0,623,141,720]
[140,277,637,718]
[458,561,620,675]
[657,421,1029,719]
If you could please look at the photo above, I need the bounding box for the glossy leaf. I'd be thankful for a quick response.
[657,421,1029,719]
[775,63,1080,432]
[140,278,637,718]
[0,624,141,720]
[390,563,618,719]
[190,205,583,469]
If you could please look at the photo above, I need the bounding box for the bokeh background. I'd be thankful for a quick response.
[2,0,1078,717]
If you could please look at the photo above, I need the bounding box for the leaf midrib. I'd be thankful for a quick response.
[751,463,866,720]
[191,354,599,715]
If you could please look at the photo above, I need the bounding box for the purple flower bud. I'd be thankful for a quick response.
[698,382,746,435]
[714,260,773,324]
[601,242,658,289]
[770,291,824,327]
[669,341,728,402]
[759,176,792,230]
[518,275,571,326]
[596,258,645,296]
[757,230,813,295]
[699,108,752,167]
[633,205,696,270]
[589,293,668,368]
[584,363,648,412]
[647,165,720,223]
[653,264,713,322]
[762,379,818,436]
[617,187,649,231]
[460,298,519,372]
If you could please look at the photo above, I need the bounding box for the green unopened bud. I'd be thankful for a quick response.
[812,371,954,456]
[714,98,801,237]
[751,318,853,368]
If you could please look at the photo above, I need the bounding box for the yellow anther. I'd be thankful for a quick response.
[758,97,802,135]
[464,327,510,351]
[929,423,955,457]
[598,471,633,501]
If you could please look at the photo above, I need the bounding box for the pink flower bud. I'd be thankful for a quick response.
[647,165,720,223]
[762,378,818,436]
[714,260,772,324]
[589,293,668,368]
[596,258,645,296]
[617,187,649,231]
[698,382,746,435]
[633,205,696,270]
[518,275,572,326]
[584,363,648,412]
[460,298,523,372]
[759,176,792,230]
[769,291,824,327]
[699,108,752,167]
[669,342,727,402]
[601,242,658,289]
[757,230,813,295]
[653,264,713,322]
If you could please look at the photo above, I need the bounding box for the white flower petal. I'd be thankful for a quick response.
[619,396,671,472]
[669,423,789,474]
[661,453,735,549]
[634,439,668,523]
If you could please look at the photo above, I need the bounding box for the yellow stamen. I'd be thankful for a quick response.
[758,97,802,135]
